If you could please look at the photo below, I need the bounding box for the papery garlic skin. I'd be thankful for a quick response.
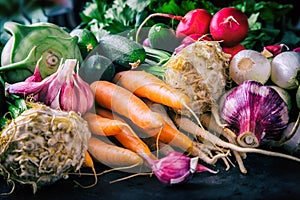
[221,80,289,147]
[6,59,94,114]
[142,151,217,185]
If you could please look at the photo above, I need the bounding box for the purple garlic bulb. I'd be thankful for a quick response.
[221,80,289,147]
[142,151,217,185]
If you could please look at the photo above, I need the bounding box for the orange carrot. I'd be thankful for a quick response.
[75,151,98,188]
[84,112,154,159]
[113,70,190,109]
[83,150,95,169]
[84,112,124,136]
[88,137,144,168]
[90,81,164,132]
[96,106,193,154]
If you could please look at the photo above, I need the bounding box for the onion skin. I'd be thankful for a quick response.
[271,51,300,90]
[229,49,271,85]
[297,86,300,109]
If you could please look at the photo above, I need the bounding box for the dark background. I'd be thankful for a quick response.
[1,0,300,199]
[1,154,300,199]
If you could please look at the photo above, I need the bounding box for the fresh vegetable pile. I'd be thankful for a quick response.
[1,0,300,195]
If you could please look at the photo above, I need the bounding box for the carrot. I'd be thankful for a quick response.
[88,137,144,168]
[83,150,95,169]
[113,70,190,109]
[90,80,164,132]
[79,151,98,188]
[96,106,192,152]
[113,70,205,131]
[84,112,124,136]
[84,112,155,160]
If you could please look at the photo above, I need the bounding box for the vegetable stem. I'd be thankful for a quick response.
[135,13,182,43]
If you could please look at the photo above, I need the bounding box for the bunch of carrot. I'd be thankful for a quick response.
[83,70,225,171]
[83,70,300,183]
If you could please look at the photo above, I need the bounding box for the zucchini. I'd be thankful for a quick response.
[98,34,146,69]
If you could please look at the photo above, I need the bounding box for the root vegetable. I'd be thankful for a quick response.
[164,40,230,117]
[135,9,212,43]
[84,112,154,159]
[113,70,190,110]
[0,103,91,193]
[174,116,300,163]
[90,81,164,133]
[209,7,249,47]
[88,137,144,168]
[175,9,212,38]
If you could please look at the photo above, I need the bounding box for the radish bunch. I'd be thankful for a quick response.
[175,7,249,56]
[137,7,249,58]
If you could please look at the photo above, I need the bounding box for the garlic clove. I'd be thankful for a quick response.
[74,74,94,111]
[141,151,217,185]
[60,80,78,112]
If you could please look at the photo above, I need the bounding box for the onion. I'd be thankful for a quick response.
[229,49,271,85]
[297,86,300,109]
[271,51,300,89]
[282,121,300,157]
[269,85,292,111]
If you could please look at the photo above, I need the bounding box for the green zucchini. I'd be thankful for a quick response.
[98,34,146,69]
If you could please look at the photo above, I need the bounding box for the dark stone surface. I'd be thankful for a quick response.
[1,154,300,200]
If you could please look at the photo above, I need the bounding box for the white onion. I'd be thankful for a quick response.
[297,86,300,109]
[271,51,300,89]
[269,85,292,111]
[229,49,271,85]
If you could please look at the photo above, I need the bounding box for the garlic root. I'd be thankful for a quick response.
[175,116,300,164]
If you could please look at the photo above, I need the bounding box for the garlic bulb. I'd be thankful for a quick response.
[221,80,289,147]
[141,151,217,185]
[5,59,94,114]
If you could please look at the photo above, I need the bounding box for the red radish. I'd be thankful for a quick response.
[293,47,300,53]
[261,44,289,57]
[222,43,246,61]
[182,33,212,43]
[209,7,249,47]
[175,33,212,54]
[176,9,213,38]
[143,38,150,47]
[135,9,212,43]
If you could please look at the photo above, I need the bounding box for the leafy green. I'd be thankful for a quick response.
[80,0,151,39]
[80,0,300,51]
[232,0,299,50]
